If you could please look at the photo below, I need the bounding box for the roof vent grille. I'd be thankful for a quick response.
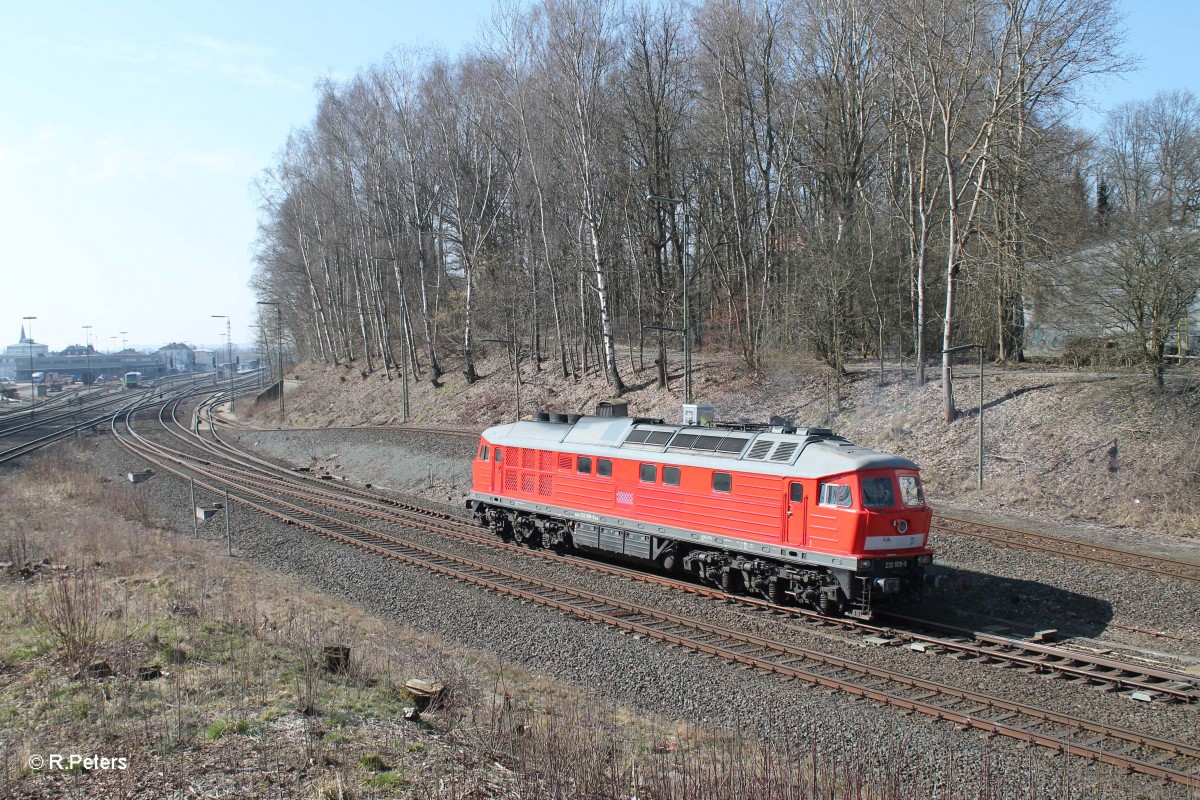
[745,440,774,460]
[670,432,699,449]
[770,442,799,462]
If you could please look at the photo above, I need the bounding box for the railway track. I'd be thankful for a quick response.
[0,393,147,465]
[165,399,1200,700]
[0,387,97,425]
[933,514,1200,584]
[0,388,123,433]
[0,374,219,465]
[106,391,1200,789]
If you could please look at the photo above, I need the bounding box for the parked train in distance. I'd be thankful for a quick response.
[469,401,937,618]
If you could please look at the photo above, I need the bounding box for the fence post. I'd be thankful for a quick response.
[190,478,199,538]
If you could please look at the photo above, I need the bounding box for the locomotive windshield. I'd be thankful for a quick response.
[861,477,895,508]
[899,474,924,506]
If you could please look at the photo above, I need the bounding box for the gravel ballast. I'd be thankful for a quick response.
[89,425,1200,800]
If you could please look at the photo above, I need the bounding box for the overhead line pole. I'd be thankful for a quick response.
[212,316,233,414]
[23,315,36,416]
[82,325,92,387]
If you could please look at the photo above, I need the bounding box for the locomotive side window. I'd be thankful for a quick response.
[479,446,489,461]
[899,475,924,506]
[578,456,592,475]
[495,448,503,463]
[712,472,732,493]
[861,477,895,508]
[663,466,681,486]
[789,482,803,502]
[598,459,612,477]
[640,463,657,483]
[819,483,851,507]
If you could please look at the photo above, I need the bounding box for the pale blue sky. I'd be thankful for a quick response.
[0,0,1194,352]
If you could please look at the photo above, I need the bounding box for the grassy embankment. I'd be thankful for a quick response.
[0,442,917,799]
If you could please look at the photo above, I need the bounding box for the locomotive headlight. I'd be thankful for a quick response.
[893,519,909,534]
[858,560,872,570]
[917,554,933,565]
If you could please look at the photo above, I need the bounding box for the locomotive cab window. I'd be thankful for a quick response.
[861,477,895,508]
[899,475,924,507]
[712,472,732,493]
[819,483,851,507]
[577,456,592,475]
[479,445,489,461]
[640,463,657,483]
[789,483,803,503]
[495,448,502,463]
[663,466,681,486]
[598,458,612,477]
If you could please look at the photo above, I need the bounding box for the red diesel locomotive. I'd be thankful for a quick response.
[468,405,934,617]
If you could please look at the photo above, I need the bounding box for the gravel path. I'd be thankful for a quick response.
[91,425,1200,800]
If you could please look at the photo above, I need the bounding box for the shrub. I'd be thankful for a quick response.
[24,571,105,671]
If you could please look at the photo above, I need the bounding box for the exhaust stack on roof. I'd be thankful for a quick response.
[596,399,628,417]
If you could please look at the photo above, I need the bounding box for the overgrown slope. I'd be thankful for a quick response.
[260,353,1200,538]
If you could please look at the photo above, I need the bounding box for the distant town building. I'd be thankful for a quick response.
[1024,235,1200,359]
[0,327,50,379]
[158,342,196,372]
[193,349,215,370]
[1,328,217,382]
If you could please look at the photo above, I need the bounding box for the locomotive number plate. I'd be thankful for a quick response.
[884,560,909,570]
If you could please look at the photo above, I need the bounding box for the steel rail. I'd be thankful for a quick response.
[933,515,1200,584]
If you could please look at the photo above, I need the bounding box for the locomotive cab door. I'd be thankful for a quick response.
[785,481,806,546]
[473,444,494,493]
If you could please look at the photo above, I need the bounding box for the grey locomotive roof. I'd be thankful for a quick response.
[481,416,917,479]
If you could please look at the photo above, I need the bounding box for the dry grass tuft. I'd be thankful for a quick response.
[106,484,159,529]
[22,570,107,671]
